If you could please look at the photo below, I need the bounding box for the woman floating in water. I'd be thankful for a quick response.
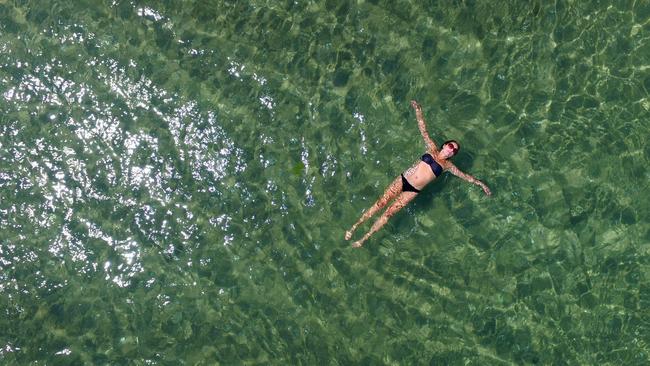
[345,100,492,248]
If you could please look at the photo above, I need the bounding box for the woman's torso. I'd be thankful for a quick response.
[403,152,446,190]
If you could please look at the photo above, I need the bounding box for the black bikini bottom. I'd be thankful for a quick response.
[401,174,421,193]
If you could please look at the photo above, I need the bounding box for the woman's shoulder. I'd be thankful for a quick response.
[440,159,456,170]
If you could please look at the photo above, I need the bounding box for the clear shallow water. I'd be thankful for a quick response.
[1,1,649,364]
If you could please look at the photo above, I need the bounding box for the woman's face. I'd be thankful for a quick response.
[441,142,459,158]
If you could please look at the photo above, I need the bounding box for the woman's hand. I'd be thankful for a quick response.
[411,100,422,112]
[478,181,492,196]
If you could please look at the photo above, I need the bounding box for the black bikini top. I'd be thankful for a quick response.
[421,153,443,177]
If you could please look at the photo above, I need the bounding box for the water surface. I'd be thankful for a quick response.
[1,1,649,364]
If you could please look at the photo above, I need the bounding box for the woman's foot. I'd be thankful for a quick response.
[345,228,354,240]
[352,240,364,248]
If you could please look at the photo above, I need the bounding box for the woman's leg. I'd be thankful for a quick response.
[352,191,418,247]
[345,176,402,240]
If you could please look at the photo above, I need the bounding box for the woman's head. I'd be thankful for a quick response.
[441,140,460,158]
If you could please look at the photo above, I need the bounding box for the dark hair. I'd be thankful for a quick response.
[443,140,460,156]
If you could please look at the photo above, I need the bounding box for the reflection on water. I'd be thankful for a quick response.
[1,0,649,364]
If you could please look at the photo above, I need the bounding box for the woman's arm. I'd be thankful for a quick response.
[411,100,438,152]
[447,163,492,196]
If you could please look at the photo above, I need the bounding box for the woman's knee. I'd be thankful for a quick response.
[386,197,411,217]
[385,205,403,219]
[378,196,391,207]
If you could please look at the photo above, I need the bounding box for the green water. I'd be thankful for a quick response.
[1,1,649,364]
